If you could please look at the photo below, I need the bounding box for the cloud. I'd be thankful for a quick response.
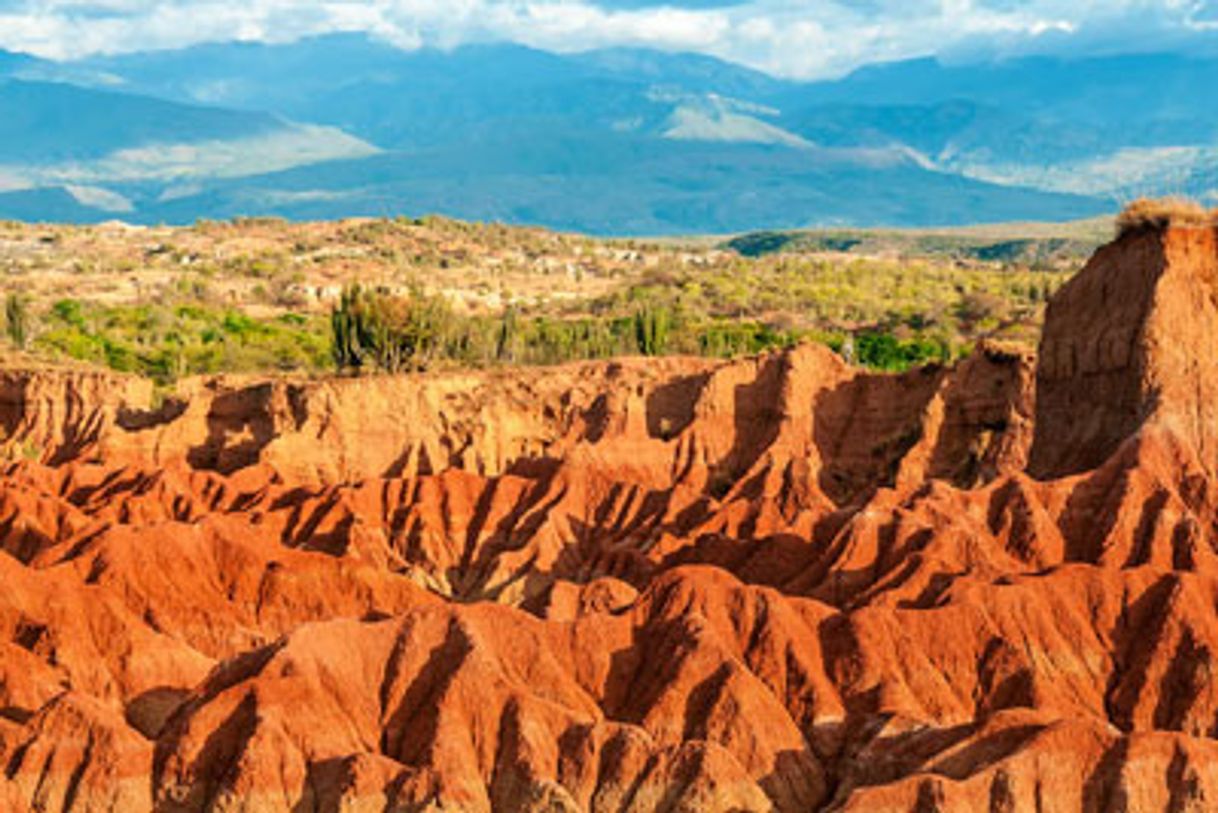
[0,0,1213,78]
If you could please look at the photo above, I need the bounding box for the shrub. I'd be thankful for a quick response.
[956,291,1008,328]
[1116,197,1213,237]
[36,299,328,383]
[854,332,951,371]
[331,285,456,374]
[51,298,85,328]
[699,321,796,358]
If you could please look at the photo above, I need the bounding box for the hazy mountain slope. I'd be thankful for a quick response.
[0,35,1106,230]
[0,75,377,201]
[80,36,790,116]
[0,49,37,76]
[0,186,116,222]
[16,36,1213,229]
[87,40,1218,165]
[781,53,1218,117]
[0,79,283,163]
[73,33,416,113]
[141,135,1103,234]
[80,38,788,150]
[567,46,791,99]
[776,53,1218,196]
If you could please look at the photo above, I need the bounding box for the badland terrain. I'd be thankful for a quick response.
[2,206,1218,810]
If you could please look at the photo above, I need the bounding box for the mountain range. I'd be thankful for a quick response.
[1,34,1214,233]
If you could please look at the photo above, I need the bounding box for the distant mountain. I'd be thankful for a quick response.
[0,75,376,206]
[0,50,36,77]
[782,53,1213,115]
[0,186,116,222]
[564,47,790,100]
[0,79,282,163]
[77,38,794,151]
[136,135,1099,234]
[75,34,419,116]
[774,53,1218,197]
[17,35,1218,232]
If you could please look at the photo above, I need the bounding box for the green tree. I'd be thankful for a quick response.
[331,284,370,372]
[634,304,671,356]
[496,305,519,363]
[330,284,455,374]
[5,293,30,349]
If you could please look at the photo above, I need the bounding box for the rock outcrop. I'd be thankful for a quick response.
[3,224,1218,810]
[1030,224,1218,478]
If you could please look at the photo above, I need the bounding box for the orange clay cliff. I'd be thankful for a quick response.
[2,221,1218,811]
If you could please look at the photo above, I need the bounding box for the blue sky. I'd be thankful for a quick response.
[0,1,1216,78]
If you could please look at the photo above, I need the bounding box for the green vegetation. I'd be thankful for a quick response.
[34,298,328,384]
[852,332,952,371]
[5,293,29,349]
[583,254,1064,351]
[5,216,1081,381]
[634,305,671,357]
[23,249,1068,381]
[725,224,1106,270]
[324,285,953,374]
[331,284,455,373]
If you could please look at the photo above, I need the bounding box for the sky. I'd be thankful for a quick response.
[0,0,1216,78]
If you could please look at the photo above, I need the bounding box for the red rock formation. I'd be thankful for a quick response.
[3,225,1218,810]
[1030,225,1218,478]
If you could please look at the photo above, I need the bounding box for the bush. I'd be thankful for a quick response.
[956,291,1008,328]
[1116,197,1213,237]
[854,332,951,371]
[51,299,85,328]
[331,285,456,374]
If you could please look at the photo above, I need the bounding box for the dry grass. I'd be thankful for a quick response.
[1116,198,1215,237]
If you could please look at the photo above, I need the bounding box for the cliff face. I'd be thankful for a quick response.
[3,227,1218,811]
[1031,226,1218,478]
[1,341,1033,502]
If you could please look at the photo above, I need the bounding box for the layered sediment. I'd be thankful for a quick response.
[3,225,1218,811]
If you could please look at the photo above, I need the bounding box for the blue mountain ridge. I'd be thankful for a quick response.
[6,35,1214,232]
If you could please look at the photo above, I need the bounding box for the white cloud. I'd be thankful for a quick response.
[0,0,1212,78]
[508,4,733,51]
